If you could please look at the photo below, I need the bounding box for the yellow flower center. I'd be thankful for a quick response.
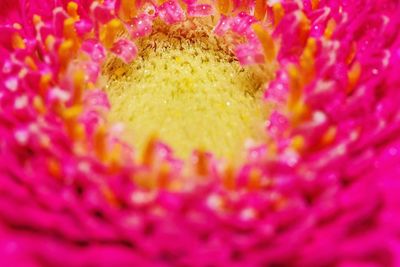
[104,20,275,160]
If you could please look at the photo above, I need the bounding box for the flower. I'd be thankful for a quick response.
[0,0,400,266]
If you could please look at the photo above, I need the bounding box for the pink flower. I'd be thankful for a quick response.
[1,0,400,266]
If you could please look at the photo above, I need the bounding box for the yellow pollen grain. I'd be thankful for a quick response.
[104,20,275,160]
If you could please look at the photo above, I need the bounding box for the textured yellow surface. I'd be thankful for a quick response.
[104,20,275,160]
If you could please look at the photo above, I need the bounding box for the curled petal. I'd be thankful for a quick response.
[187,4,213,17]
[231,12,256,37]
[83,89,111,111]
[74,19,94,37]
[91,1,115,24]
[157,0,186,25]
[235,42,264,65]
[82,62,101,83]
[129,14,153,39]
[81,40,106,62]
[214,15,232,36]
[111,39,138,64]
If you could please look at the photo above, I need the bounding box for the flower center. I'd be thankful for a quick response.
[104,20,274,160]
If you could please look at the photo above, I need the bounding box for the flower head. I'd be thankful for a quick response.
[1,0,400,266]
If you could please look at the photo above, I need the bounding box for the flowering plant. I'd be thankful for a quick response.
[0,0,400,265]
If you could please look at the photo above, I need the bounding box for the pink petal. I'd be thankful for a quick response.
[111,39,138,64]
[187,4,213,17]
[214,15,232,36]
[157,0,186,25]
[235,42,264,65]
[129,14,153,39]
[81,40,106,63]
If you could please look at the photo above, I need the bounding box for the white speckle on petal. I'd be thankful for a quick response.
[49,87,70,102]
[240,207,256,221]
[5,78,18,92]
[131,191,155,205]
[206,194,223,210]
[15,130,29,145]
[14,95,28,109]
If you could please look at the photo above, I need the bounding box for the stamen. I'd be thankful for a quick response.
[94,125,107,161]
[347,61,361,93]
[320,126,337,146]
[67,1,79,19]
[272,3,284,26]
[247,168,262,190]
[11,34,26,49]
[58,39,75,70]
[72,70,85,104]
[118,0,138,21]
[324,18,336,39]
[252,23,276,62]
[100,19,124,48]
[254,0,267,21]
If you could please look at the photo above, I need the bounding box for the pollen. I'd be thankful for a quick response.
[104,20,275,160]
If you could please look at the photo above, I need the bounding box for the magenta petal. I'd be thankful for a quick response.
[129,14,153,39]
[81,40,106,62]
[83,89,111,110]
[187,4,213,17]
[111,39,138,64]
[157,0,186,25]
[74,19,94,37]
[231,12,256,36]
[235,42,264,65]
[214,15,232,36]
[82,62,101,83]
[91,1,114,24]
